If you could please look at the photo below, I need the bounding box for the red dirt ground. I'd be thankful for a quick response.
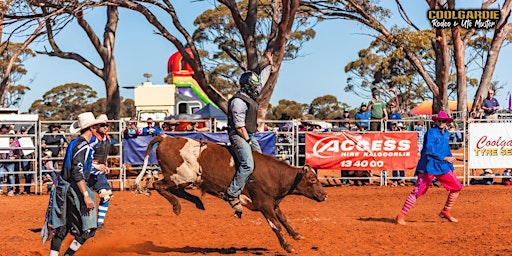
[2,184,512,256]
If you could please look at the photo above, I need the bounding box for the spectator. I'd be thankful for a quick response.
[415,121,426,151]
[339,121,352,131]
[448,123,463,150]
[355,102,371,131]
[470,169,495,185]
[167,119,179,132]
[367,88,388,131]
[481,89,500,122]
[123,118,141,138]
[142,118,162,136]
[41,123,67,169]
[390,122,406,186]
[502,168,512,185]
[0,136,21,196]
[42,150,55,192]
[0,124,8,134]
[387,103,402,131]
[278,113,293,132]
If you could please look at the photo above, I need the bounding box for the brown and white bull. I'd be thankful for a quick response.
[133,135,327,253]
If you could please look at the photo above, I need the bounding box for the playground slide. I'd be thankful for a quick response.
[172,76,215,106]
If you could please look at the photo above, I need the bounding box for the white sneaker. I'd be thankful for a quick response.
[7,191,14,196]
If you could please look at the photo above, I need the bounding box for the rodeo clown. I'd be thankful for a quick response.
[42,112,105,256]
[88,114,114,228]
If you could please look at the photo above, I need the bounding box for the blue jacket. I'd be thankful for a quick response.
[416,126,454,175]
[355,111,371,128]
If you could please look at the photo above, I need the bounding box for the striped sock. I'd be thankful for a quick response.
[443,191,460,211]
[400,192,418,215]
[97,200,110,227]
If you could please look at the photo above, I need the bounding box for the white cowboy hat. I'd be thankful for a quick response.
[69,112,106,133]
[43,150,52,157]
[96,114,110,123]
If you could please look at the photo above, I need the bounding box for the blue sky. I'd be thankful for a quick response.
[15,1,511,113]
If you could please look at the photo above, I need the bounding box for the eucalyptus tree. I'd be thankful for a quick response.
[3,1,124,118]
[302,0,512,116]
[0,41,35,107]
[29,82,98,120]
[265,99,308,120]
[101,0,319,120]
[345,28,480,112]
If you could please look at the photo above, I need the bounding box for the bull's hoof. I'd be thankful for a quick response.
[292,233,304,240]
[234,211,242,218]
[195,201,205,210]
[283,244,295,253]
[172,203,182,215]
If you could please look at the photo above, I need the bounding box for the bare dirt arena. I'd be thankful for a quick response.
[2,184,512,256]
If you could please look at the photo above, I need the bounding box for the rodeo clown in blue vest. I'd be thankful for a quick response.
[89,114,115,228]
[223,52,273,218]
[42,112,105,256]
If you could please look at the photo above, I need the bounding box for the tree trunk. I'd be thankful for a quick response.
[472,2,512,115]
[449,0,467,117]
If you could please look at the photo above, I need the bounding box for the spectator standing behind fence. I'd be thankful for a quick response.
[355,102,371,131]
[387,103,402,131]
[390,122,406,187]
[0,136,21,196]
[123,118,141,138]
[481,89,500,122]
[502,168,512,185]
[367,88,388,131]
[142,118,162,136]
[470,169,495,185]
[396,111,462,225]
[41,123,68,169]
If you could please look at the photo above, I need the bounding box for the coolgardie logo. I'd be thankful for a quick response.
[474,135,512,156]
[312,136,411,159]
[427,9,500,29]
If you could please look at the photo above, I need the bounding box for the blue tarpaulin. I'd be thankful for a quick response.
[123,132,276,165]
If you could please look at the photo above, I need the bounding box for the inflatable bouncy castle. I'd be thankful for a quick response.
[167,49,214,105]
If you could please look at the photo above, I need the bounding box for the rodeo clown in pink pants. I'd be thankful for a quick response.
[396,110,462,225]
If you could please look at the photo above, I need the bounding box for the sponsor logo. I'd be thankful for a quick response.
[312,136,411,158]
[427,9,500,29]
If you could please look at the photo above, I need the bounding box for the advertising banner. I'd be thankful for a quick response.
[468,123,512,168]
[306,132,418,170]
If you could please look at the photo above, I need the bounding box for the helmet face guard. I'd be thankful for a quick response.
[239,71,261,99]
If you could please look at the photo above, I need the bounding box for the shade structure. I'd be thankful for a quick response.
[409,100,473,115]
[194,103,227,120]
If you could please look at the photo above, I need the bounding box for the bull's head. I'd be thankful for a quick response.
[294,164,327,202]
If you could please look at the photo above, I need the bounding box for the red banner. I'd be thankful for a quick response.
[306,132,418,170]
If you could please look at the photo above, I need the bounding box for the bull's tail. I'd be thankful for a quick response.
[134,135,166,192]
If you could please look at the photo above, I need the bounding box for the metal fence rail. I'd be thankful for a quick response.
[0,115,510,194]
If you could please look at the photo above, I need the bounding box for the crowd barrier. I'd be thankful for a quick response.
[0,115,510,194]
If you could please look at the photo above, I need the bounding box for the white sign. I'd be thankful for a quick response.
[0,138,9,154]
[468,123,512,168]
[18,137,35,156]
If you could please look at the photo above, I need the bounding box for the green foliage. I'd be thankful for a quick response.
[0,41,35,107]
[88,97,136,118]
[308,95,342,120]
[193,0,317,97]
[345,28,481,109]
[28,83,98,120]
[265,99,308,120]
